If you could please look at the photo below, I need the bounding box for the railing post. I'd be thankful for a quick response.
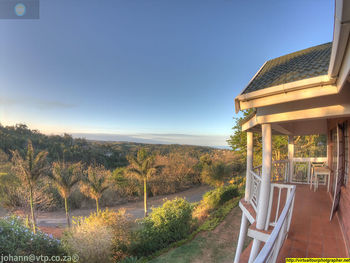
[288,136,294,183]
[257,124,272,229]
[245,131,254,201]
[250,124,272,262]
[234,214,249,263]
[265,184,274,230]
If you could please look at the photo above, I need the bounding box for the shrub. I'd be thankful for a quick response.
[62,209,132,263]
[219,185,239,205]
[193,185,239,222]
[130,198,193,257]
[0,215,63,256]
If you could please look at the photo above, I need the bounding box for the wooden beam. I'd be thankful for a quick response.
[271,124,292,135]
[257,104,350,124]
[239,85,338,111]
[242,114,258,131]
[242,103,350,131]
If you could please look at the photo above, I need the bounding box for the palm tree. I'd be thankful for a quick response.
[11,140,48,234]
[48,161,81,227]
[80,165,110,213]
[127,148,160,217]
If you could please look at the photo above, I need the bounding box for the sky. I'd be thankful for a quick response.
[0,0,334,147]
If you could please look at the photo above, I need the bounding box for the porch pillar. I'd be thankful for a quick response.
[234,214,249,263]
[249,124,272,263]
[288,136,294,183]
[257,123,272,229]
[245,131,254,201]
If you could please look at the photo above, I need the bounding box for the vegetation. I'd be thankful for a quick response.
[0,124,247,262]
[192,183,241,223]
[11,141,49,233]
[130,198,193,257]
[49,162,81,226]
[62,209,131,263]
[80,166,111,213]
[148,198,243,263]
[0,215,63,256]
[0,124,237,212]
[127,148,162,216]
[0,124,214,170]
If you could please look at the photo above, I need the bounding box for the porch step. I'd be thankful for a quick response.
[247,222,273,242]
[239,198,256,224]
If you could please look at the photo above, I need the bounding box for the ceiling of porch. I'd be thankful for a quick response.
[249,119,328,136]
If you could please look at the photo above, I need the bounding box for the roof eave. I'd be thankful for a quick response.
[328,0,350,80]
[234,75,336,113]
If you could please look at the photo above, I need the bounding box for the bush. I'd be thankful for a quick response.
[62,209,132,263]
[193,185,239,222]
[0,215,63,256]
[219,185,239,205]
[130,198,193,257]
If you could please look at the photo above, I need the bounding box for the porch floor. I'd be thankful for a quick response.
[240,184,348,262]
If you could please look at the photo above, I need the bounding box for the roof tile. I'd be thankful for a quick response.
[242,42,332,94]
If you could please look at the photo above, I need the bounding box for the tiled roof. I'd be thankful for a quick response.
[242,42,332,94]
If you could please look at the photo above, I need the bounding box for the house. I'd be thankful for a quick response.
[233,1,350,262]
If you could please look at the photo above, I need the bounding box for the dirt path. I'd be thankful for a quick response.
[35,185,211,227]
[149,206,251,263]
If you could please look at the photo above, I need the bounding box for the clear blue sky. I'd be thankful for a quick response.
[0,0,334,146]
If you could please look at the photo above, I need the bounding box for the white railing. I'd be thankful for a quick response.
[271,160,289,183]
[249,161,289,213]
[291,157,327,184]
[250,170,262,212]
[253,165,262,176]
[265,183,295,230]
[254,185,296,263]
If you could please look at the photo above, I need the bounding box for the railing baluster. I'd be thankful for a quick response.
[274,187,282,224]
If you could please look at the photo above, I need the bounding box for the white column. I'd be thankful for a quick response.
[234,214,249,263]
[256,123,272,229]
[245,131,254,201]
[249,124,272,263]
[288,136,294,183]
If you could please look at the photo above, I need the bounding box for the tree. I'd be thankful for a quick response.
[11,140,48,233]
[227,109,288,166]
[201,161,228,187]
[80,165,110,213]
[127,148,160,216]
[49,161,81,227]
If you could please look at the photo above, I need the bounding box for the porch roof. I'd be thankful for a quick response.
[242,43,332,95]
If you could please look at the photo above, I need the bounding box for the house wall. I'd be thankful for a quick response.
[327,117,350,254]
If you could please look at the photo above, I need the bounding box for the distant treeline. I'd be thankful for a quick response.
[0,124,215,169]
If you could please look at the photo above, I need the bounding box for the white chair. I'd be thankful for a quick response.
[310,162,330,192]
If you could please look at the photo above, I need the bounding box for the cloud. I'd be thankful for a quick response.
[0,97,76,109]
[70,132,229,148]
